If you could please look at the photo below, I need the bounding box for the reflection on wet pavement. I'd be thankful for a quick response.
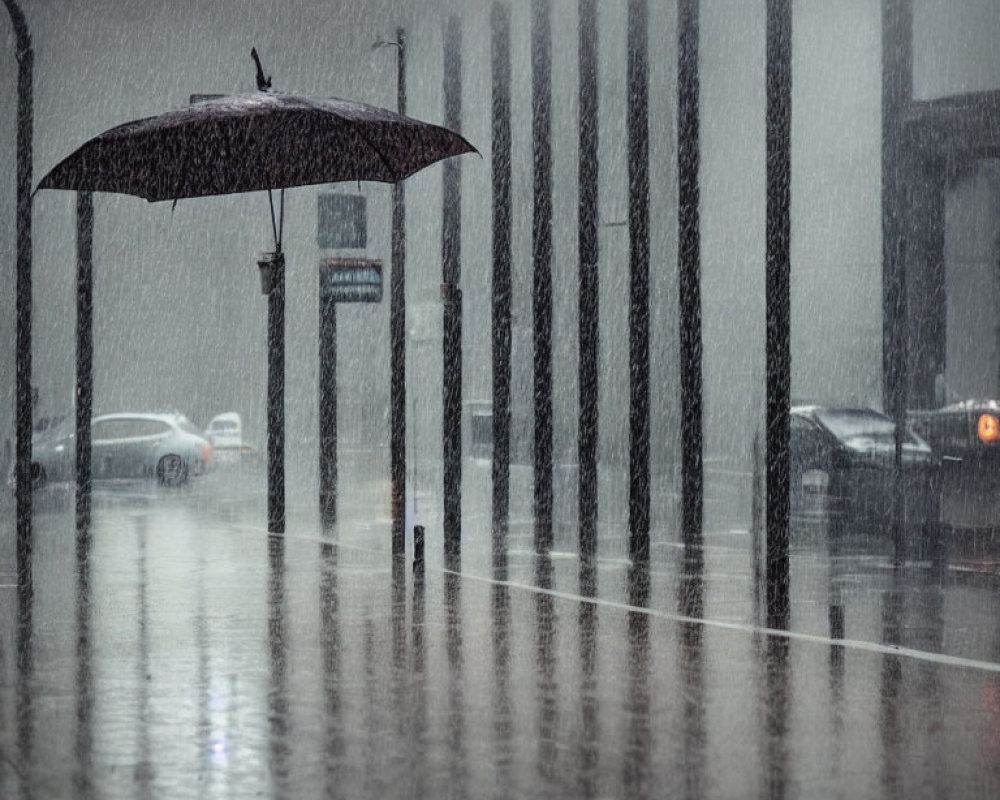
[0,478,999,798]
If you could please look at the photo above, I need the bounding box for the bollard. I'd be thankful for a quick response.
[413,525,425,570]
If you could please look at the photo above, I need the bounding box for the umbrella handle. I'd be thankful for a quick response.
[267,188,284,252]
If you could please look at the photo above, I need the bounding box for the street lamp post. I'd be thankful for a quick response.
[391,30,406,557]
[765,0,793,629]
[374,30,407,557]
[3,0,34,621]
[442,15,463,565]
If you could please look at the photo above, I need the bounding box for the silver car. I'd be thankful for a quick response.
[31,412,213,487]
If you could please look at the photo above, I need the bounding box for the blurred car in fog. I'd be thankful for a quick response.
[909,400,1000,554]
[790,405,940,546]
[30,412,213,487]
[32,413,69,443]
[204,412,245,463]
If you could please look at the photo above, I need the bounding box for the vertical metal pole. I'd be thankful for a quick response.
[678,0,703,551]
[491,3,512,576]
[443,15,463,565]
[390,27,407,556]
[76,191,94,532]
[318,543,341,800]
[74,475,93,797]
[765,0,792,629]
[5,9,34,772]
[266,534,288,788]
[319,285,337,525]
[532,0,554,554]
[267,250,285,534]
[628,0,650,564]
[4,0,33,622]
[882,0,912,566]
[578,0,600,561]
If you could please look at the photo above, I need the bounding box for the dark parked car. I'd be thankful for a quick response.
[790,405,940,546]
[908,400,1000,552]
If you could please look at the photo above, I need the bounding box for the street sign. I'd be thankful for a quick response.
[318,193,367,249]
[320,258,382,303]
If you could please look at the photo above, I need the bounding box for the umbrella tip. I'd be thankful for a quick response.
[251,47,272,92]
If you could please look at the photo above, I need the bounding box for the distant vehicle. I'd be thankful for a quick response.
[33,413,69,443]
[909,399,1000,539]
[30,412,213,488]
[789,405,940,546]
[204,412,245,462]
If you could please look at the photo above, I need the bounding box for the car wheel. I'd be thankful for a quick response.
[30,463,46,489]
[157,454,188,487]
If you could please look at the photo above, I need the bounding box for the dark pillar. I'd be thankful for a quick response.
[266,534,289,790]
[75,191,94,532]
[5,0,33,614]
[533,554,556,780]
[678,0,703,550]
[74,485,93,796]
[765,0,792,628]
[9,5,34,756]
[390,27,407,557]
[319,543,342,800]
[267,249,285,534]
[491,2,513,577]
[319,288,337,525]
[628,0,650,564]
[624,562,651,791]
[882,0,912,564]
[443,15,463,565]
[532,0,554,554]
[761,635,791,798]
[578,0,600,561]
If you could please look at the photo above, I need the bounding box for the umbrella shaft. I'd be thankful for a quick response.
[267,188,285,251]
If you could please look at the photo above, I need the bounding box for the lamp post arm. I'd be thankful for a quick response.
[2,0,31,56]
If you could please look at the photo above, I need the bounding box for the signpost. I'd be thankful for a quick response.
[319,257,383,524]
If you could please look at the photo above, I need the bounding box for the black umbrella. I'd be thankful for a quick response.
[37,91,476,202]
[37,63,477,534]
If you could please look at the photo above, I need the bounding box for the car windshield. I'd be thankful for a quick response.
[816,409,918,445]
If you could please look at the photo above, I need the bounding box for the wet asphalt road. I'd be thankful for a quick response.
[1,464,999,799]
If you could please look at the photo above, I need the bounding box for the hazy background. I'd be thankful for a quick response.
[1,0,998,533]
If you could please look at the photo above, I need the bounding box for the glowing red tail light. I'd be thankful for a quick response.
[199,442,214,462]
[977,413,999,443]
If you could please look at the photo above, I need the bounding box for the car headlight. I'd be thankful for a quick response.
[977,413,999,443]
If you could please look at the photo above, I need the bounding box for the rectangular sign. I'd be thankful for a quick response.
[320,258,382,303]
[318,193,367,249]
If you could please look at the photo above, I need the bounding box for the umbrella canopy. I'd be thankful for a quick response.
[37,92,477,202]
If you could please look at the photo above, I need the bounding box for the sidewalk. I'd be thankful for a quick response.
[0,476,998,798]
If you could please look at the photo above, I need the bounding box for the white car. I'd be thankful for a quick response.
[204,412,244,462]
[31,412,213,487]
